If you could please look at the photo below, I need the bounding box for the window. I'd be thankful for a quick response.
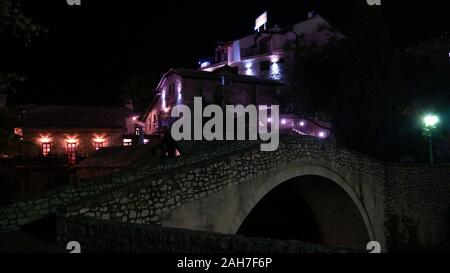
[123,138,132,146]
[42,143,51,157]
[67,143,77,165]
[135,126,141,136]
[220,75,230,86]
[94,142,104,151]
[143,139,150,145]
[153,114,158,130]
[169,83,175,96]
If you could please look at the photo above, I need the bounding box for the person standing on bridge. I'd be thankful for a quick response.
[161,126,180,158]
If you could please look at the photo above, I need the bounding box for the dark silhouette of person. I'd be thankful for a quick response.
[161,126,179,158]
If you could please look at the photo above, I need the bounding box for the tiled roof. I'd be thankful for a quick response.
[12,105,137,129]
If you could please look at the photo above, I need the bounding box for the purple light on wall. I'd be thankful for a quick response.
[281,119,287,125]
[267,118,272,123]
[318,131,326,138]
[271,55,280,63]
[299,121,305,127]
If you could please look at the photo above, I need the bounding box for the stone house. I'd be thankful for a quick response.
[12,105,145,165]
[143,67,282,135]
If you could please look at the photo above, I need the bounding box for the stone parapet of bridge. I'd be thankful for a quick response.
[1,134,450,251]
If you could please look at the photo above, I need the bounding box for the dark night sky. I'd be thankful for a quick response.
[5,0,450,106]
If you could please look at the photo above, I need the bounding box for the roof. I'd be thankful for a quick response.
[161,67,283,87]
[12,105,138,129]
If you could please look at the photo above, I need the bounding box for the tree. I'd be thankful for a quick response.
[283,3,450,162]
[121,72,160,113]
[0,0,46,94]
[0,0,45,155]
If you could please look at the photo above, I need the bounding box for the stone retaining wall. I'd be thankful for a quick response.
[56,216,358,253]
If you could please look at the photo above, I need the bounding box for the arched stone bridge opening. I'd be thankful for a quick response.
[236,175,371,248]
[161,163,379,250]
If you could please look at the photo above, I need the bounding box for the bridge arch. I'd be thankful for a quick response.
[162,163,378,249]
[231,165,375,248]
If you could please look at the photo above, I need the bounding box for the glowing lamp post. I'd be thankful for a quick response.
[422,114,440,164]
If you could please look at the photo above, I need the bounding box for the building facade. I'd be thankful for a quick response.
[143,67,282,135]
[199,13,343,83]
[13,105,145,164]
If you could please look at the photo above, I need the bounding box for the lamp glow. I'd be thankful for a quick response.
[66,136,78,144]
[39,135,51,143]
[423,114,439,127]
[93,135,106,143]
[271,55,280,63]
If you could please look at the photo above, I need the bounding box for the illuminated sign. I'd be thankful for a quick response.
[254,11,268,31]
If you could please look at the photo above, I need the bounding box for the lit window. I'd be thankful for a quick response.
[143,139,150,145]
[94,142,104,151]
[135,126,141,136]
[93,136,106,151]
[123,139,132,146]
[220,75,230,86]
[153,114,158,130]
[42,143,51,157]
[67,143,77,165]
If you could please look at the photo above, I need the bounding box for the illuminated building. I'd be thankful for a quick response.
[12,105,145,165]
[143,67,282,135]
[198,13,344,83]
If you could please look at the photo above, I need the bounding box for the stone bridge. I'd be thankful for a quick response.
[1,135,450,252]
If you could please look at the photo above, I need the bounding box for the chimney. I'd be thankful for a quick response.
[125,99,134,111]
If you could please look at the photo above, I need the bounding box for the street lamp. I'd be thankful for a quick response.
[422,114,440,164]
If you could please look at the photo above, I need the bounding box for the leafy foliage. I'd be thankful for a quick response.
[281,4,450,161]
[0,0,46,94]
[121,72,160,113]
[0,0,46,154]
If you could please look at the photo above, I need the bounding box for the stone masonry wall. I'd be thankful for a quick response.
[56,216,358,253]
[384,165,450,247]
[63,136,386,227]
[0,140,260,231]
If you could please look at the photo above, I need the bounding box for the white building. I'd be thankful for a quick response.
[199,13,344,83]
